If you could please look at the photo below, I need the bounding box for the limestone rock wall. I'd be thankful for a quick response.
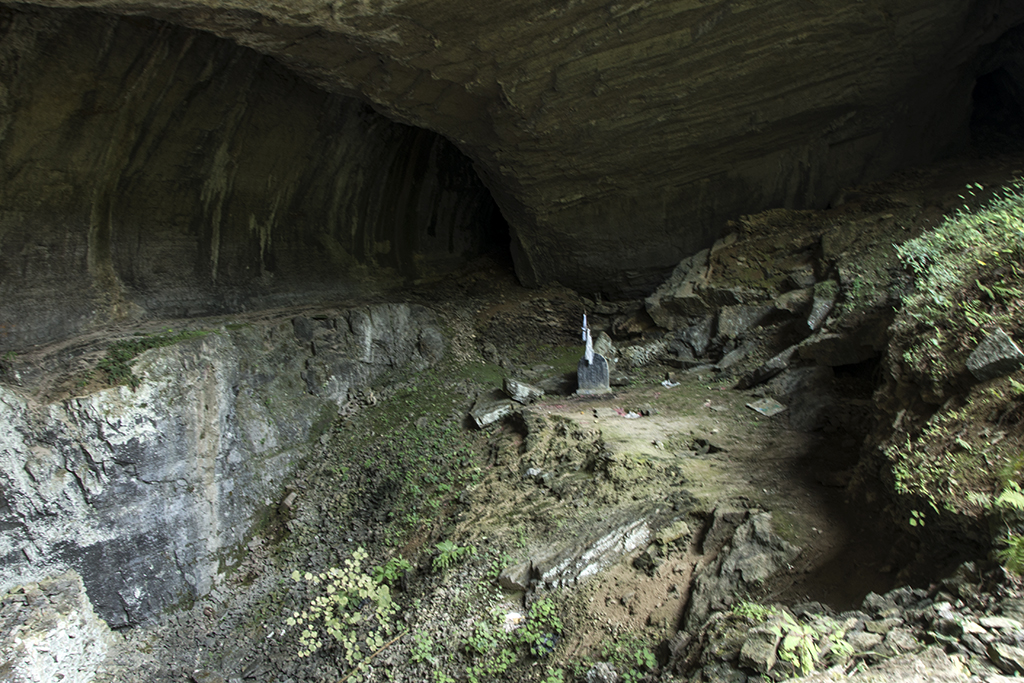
[0,7,499,349]
[10,0,1024,301]
[0,303,443,627]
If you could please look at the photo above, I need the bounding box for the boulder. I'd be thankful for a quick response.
[503,377,545,404]
[988,642,1024,675]
[717,305,775,340]
[498,561,533,592]
[685,512,800,631]
[738,619,784,673]
[966,327,1024,382]
[469,392,515,428]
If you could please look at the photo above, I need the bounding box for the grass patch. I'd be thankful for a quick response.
[98,329,211,389]
[883,178,1024,571]
[894,180,1024,394]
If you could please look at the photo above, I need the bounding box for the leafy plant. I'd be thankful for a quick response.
[541,667,566,683]
[598,632,656,683]
[286,547,399,673]
[777,612,817,676]
[410,630,438,665]
[732,600,777,623]
[432,540,477,572]
[372,556,411,587]
[995,481,1024,574]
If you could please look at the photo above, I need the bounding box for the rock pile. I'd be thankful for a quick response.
[670,561,1024,682]
[0,572,115,683]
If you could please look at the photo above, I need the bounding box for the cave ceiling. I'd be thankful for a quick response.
[2,0,1024,347]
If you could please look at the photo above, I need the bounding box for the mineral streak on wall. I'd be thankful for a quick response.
[0,7,500,350]
[11,0,1024,302]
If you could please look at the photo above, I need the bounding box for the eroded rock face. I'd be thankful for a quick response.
[0,304,442,626]
[0,7,500,348]
[7,0,1024,303]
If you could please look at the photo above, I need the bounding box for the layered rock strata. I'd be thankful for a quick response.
[7,0,1024,302]
[0,7,499,349]
[0,304,442,627]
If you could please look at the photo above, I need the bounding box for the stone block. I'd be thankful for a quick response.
[498,560,532,591]
[503,377,544,404]
[469,391,514,428]
[988,642,1024,675]
[577,354,611,395]
[739,620,783,673]
[717,305,774,340]
[967,327,1024,381]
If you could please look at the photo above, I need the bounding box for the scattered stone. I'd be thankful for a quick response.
[738,619,784,673]
[735,346,797,389]
[280,491,298,511]
[846,630,884,651]
[774,288,813,315]
[585,661,619,683]
[0,572,115,683]
[882,627,923,656]
[865,617,902,635]
[988,642,1024,675]
[746,398,786,417]
[980,616,1023,631]
[503,377,544,404]
[656,520,691,547]
[966,327,1024,381]
[498,561,532,592]
[469,391,515,428]
[618,341,668,368]
[717,305,774,340]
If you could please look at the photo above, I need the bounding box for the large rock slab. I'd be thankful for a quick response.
[684,511,800,631]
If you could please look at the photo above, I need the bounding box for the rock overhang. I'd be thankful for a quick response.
[2,0,1024,345]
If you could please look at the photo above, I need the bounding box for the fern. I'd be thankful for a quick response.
[997,534,1024,575]
[996,481,1024,511]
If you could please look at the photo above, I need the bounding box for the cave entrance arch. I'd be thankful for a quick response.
[0,6,513,348]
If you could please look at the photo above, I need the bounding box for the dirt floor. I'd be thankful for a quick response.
[9,147,1024,682]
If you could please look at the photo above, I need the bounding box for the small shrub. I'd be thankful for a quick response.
[372,556,411,587]
[432,540,476,572]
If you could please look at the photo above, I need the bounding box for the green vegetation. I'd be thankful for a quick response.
[459,597,564,683]
[727,603,854,678]
[596,633,657,683]
[372,555,411,587]
[321,373,483,550]
[432,540,477,572]
[287,547,401,682]
[995,481,1024,574]
[882,179,1024,574]
[895,181,1024,391]
[98,329,210,389]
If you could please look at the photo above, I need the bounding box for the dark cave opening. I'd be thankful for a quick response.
[971,66,1024,154]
